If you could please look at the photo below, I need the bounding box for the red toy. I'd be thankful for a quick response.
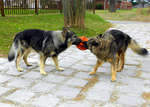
[76,37,88,50]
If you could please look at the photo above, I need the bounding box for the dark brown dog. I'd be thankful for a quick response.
[83,30,148,82]
[83,34,118,82]
[98,29,148,72]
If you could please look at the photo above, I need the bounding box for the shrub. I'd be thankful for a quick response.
[95,3,103,9]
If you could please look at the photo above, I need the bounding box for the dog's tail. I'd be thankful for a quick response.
[8,39,20,62]
[128,38,148,56]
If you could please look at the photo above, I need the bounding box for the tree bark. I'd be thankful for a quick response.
[62,0,86,28]
[62,0,73,27]
[109,0,116,12]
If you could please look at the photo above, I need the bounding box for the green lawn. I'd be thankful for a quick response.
[0,13,111,57]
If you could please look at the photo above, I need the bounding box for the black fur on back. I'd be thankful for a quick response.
[103,29,131,52]
[103,29,148,56]
[14,29,68,56]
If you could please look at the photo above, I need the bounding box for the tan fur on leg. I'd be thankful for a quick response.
[117,52,125,72]
[89,60,103,75]
[111,62,117,82]
[52,56,64,71]
[16,51,24,72]
[23,48,32,66]
[39,54,47,75]
[116,53,120,67]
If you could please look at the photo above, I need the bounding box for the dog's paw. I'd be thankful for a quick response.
[40,71,47,75]
[89,72,95,75]
[57,67,64,71]
[111,77,116,82]
[27,63,32,66]
[18,68,24,72]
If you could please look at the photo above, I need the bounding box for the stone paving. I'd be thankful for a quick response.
[0,21,150,107]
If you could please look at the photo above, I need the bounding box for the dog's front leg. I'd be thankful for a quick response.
[111,62,117,82]
[40,54,47,75]
[52,56,64,71]
[89,60,102,75]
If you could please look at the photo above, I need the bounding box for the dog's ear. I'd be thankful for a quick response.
[98,34,102,38]
[62,27,68,36]
[83,41,88,49]
[91,41,99,46]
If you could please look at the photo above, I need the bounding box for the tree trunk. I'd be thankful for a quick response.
[74,0,86,28]
[62,0,86,28]
[109,0,116,12]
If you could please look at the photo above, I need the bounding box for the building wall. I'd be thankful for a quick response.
[120,1,132,10]
[120,1,126,9]
[127,6,132,10]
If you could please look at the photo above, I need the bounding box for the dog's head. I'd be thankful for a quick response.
[62,27,82,45]
[83,38,100,52]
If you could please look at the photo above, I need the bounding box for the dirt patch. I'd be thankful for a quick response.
[0,54,7,58]
[142,92,150,100]
[109,91,118,102]
[82,75,99,92]
[134,70,142,78]
[73,94,86,101]
[73,75,99,101]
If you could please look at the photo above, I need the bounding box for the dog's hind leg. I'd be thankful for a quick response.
[111,61,117,82]
[39,54,47,75]
[52,56,64,71]
[89,60,103,75]
[116,52,120,67]
[23,48,32,66]
[16,51,24,72]
[117,52,125,72]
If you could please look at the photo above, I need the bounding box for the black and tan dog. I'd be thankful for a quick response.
[98,29,148,72]
[83,34,118,82]
[83,30,148,82]
[8,27,82,75]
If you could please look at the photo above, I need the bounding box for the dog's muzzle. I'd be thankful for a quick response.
[73,38,82,45]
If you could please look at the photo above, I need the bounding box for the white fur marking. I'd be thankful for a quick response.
[42,37,48,51]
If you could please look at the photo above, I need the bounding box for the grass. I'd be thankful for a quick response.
[136,8,150,15]
[0,13,111,57]
[96,8,150,22]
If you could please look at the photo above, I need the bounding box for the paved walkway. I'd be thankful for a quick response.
[0,21,150,107]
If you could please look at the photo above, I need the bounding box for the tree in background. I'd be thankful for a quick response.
[62,0,86,29]
[109,0,116,12]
